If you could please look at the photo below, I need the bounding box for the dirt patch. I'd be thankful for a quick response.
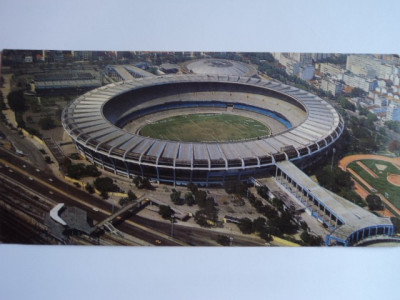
[377,209,395,218]
[353,181,370,199]
[387,174,400,187]
[339,154,400,171]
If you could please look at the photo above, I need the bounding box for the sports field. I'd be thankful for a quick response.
[139,113,270,142]
[348,159,400,210]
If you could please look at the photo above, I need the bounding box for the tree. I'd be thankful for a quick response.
[366,194,383,211]
[170,189,183,205]
[184,192,195,206]
[390,217,400,234]
[350,87,366,98]
[100,190,109,199]
[256,186,269,200]
[238,218,253,234]
[159,205,174,219]
[94,177,119,193]
[300,230,322,246]
[67,163,100,179]
[194,190,207,206]
[7,90,26,112]
[187,182,198,193]
[389,140,400,153]
[194,209,217,227]
[252,217,267,233]
[272,198,284,211]
[217,235,231,246]
[133,176,152,189]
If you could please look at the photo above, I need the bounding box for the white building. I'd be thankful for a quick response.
[346,54,399,79]
[343,73,377,92]
[320,78,342,96]
[386,102,400,121]
[273,53,314,80]
[319,63,344,78]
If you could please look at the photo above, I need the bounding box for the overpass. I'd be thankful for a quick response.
[96,196,150,229]
[272,161,394,246]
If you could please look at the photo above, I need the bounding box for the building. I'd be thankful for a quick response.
[33,71,101,93]
[159,63,180,74]
[346,54,399,79]
[104,65,155,81]
[319,63,344,78]
[343,73,377,92]
[311,53,332,62]
[273,53,314,80]
[320,78,343,96]
[386,102,400,121]
[184,58,257,77]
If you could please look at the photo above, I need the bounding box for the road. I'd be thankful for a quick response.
[0,121,49,170]
[0,147,185,246]
[0,147,266,246]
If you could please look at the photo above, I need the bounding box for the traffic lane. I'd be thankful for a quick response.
[131,215,266,246]
[0,147,113,211]
[0,165,179,246]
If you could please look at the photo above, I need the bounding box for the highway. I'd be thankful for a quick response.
[0,146,267,246]
[0,147,184,246]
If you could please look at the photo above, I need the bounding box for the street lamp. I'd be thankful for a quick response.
[171,214,175,238]
[331,148,336,171]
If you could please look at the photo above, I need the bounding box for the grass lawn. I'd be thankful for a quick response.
[349,159,400,209]
[139,113,270,142]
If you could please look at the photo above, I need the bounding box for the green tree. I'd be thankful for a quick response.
[216,235,231,246]
[238,218,253,234]
[170,189,183,205]
[366,194,383,211]
[100,190,109,199]
[159,205,174,219]
[256,186,269,201]
[252,217,267,233]
[7,90,26,112]
[272,198,284,211]
[94,177,119,193]
[390,217,400,234]
[300,230,322,246]
[389,140,400,153]
[133,176,152,189]
[184,192,195,206]
[194,190,207,206]
[350,87,366,97]
[187,182,198,193]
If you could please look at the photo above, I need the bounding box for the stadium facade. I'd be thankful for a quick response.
[62,74,344,186]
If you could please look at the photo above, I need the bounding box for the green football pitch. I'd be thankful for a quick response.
[139,113,270,142]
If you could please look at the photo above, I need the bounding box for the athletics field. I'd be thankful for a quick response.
[139,113,270,142]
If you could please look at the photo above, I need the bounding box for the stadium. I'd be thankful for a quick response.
[62,74,344,186]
